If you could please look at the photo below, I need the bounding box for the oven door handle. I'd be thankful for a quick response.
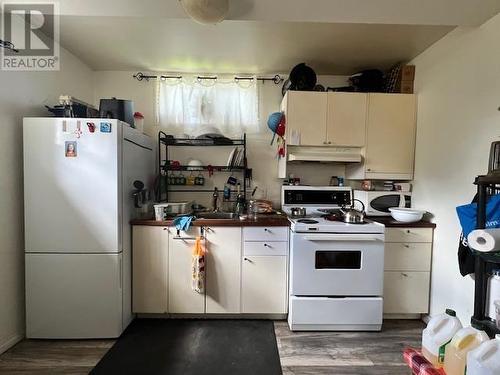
[303,234,383,242]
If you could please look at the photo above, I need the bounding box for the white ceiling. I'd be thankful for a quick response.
[58,0,500,26]
[60,17,452,74]
[53,0,500,74]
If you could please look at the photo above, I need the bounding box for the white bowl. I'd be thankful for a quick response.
[187,159,204,171]
[389,207,426,223]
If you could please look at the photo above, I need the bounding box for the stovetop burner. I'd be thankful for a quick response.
[322,214,342,222]
[321,214,369,224]
[296,218,319,224]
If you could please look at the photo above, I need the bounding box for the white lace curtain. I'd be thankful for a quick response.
[156,76,260,137]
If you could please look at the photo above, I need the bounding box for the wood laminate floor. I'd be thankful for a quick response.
[0,320,422,374]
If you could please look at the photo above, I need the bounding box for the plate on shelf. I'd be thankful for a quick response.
[227,147,238,168]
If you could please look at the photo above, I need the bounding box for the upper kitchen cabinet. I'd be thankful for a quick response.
[282,91,367,147]
[346,93,417,180]
[282,91,328,146]
[326,92,367,147]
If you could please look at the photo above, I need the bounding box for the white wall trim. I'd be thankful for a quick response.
[0,334,23,355]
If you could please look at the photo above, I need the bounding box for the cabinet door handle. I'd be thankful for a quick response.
[323,141,327,145]
[264,243,271,248]
[264,228,271,233]
[401,273,409,277]
[244,257,252,263]
[328,141,332,144]
[403,244,410,248]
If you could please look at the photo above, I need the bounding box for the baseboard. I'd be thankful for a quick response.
[384,313,422,320]
[136,313,287,320]
[0,334,23,355]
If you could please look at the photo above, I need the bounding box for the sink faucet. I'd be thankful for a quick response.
[212,187,220,212]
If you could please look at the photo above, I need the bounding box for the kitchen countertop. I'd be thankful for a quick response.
[131,214,290,227]
[131,214,435,228]
[369,216,436,228]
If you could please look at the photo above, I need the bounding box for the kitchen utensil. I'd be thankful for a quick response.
[340,199,366,224]
[187,159,204,171]
[389,207,426,223]
[227,147,238,168]
[154,201,193,220]
[290,207,307,218]
[289,63,317,91]
[330,176,339,186]
[267,112,286,145]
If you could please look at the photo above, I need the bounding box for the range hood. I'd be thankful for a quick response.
[287,146,362,163]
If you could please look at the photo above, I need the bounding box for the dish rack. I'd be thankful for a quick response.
[156,132,251,202]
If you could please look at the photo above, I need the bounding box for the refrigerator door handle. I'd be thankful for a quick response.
[119,256,123,291]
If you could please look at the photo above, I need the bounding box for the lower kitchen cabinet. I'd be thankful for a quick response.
[168,227,206,314]
[205,227,242,313]
[132,226,168,313]
[132,225,289,315]
[242,256,287,314]
[383,227,434,316]
[383,271,430,314]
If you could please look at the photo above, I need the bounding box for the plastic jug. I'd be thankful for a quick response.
[422,309,463,367]
[466,334,500,375]
[443,326,489,375]
[486,269,500,321]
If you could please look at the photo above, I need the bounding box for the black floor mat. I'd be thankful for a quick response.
[91,319,283,375]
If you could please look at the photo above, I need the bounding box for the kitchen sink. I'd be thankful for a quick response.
[196,212,239,220]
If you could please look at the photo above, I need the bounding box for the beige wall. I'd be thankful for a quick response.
[93,72,349,206]
[411,13,500,324]
[0,48,94,353]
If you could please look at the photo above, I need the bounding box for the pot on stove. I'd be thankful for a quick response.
[290,207,307,218]
[340,199,366,224]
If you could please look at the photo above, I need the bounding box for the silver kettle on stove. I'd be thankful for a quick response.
[340,199,366,224]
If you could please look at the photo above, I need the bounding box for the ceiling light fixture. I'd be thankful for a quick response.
[179,0,229,25]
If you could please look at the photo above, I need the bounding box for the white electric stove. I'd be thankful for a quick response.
[282,185,385,331]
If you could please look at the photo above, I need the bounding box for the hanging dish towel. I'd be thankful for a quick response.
[192,236,205,294]
[173,215,195,232]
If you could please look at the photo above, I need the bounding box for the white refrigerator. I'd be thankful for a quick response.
[23,117,154,338]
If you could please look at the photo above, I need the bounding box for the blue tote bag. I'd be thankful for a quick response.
[456,194,500,237]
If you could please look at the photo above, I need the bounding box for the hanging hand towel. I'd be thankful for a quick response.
[192,236,205,294]
[173,215,194,232]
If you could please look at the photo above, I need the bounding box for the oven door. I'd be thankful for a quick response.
[290,232,384,296]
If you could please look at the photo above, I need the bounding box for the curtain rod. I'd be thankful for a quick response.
[132,71,283,85]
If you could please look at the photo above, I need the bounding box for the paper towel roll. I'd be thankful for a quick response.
[468,229,500,252]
